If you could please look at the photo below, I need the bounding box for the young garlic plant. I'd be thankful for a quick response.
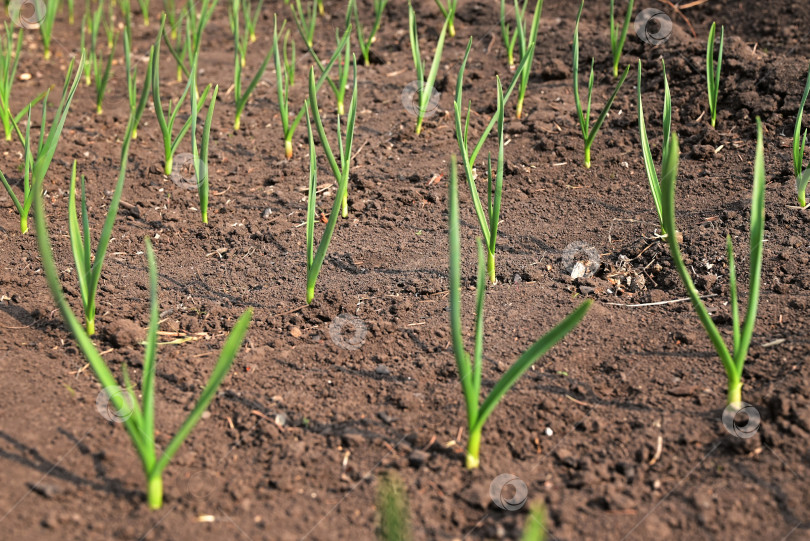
[346,0,388,66]
[793,62,810,207]
[33,220,252,509]
[273,16,350,158]
[573,1,629,168]
[0,56,83,234]
[609,0,634,78]
[447,158,591,469]
[637,58,672,236]
[706,22,724,128]
[660,119,765,406]
[66,46,152,335]
[0,23,46,142]
[408,2,451,135]
[305,59,358,303]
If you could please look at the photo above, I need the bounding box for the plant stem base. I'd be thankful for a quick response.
[727,380,742,406]
[465,429,481,469]
[147,476,163,510]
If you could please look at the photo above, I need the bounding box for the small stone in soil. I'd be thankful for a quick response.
[262,207,272,218]
[408,450,429,468]
[375,364,391,376]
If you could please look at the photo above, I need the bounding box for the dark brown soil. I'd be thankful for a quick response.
[1,0,810,539]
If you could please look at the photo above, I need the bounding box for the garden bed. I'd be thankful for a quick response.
[1,0,809,539]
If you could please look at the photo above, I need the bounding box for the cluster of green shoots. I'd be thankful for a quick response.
[433,0,458,37]
[609,0,634,77]
[66,45,152,336]
[292,0,318,48]
[447,159,591,469]
[637,58,672,236]
[573,1,629,168]
[0,23,46,142]
[273,16,350,158]
[38,0,59,60]
[0,56,83,234]
[793,62,810,208]
[453,39,531,283]
[161,0,218,86]
[346,0,388,66]
[498,0,543,118]
[304,58,358,304]
[408,2,450,135]
[706,22,724,128]
[152,17,210,176]
[229,0,273,130]
[659,119,765,406]
[33,223,252,509]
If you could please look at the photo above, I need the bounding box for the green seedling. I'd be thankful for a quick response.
[793,62,810,207]
[66,0,75,24]
[33,214,252,509]
[347,0,388,66]
[573,1,630,168]
[448,158,591,469]
[660,120,765,406]
[136,0,150,26]
[66,49,152,335]
[609,0,634,77]
[521,501,547,541]
[453,42,510,283]
[190,80,218,224]
[375,472,411,541]
[152,19,211,175]
[292,11,352,115]
[161,0,218,86]
[39,0,58,59]
[230,0,273,130]
[80,11,92,85]
[434,0,457,37]
[292,0,318,48]
[283,27,295,86]
[637,58,672,235]
[123,25,142,138]
[273,16,350,158]
[0,56,83,234]
[163,0,179,39]
[241,0,263,43]
[513,0,542,119]
[706,22,724,128]
[453,39,533,279]
[0,23,46,142]
[499,0,520,67]
[408,2,451,135]
[93,30,117,114]
[304,59,358,303]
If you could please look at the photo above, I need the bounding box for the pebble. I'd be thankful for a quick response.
[262,207,272,218]
[375,364,391,376]
[408,450,429,468]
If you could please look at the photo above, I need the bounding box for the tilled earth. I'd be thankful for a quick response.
[1,0,809,539]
